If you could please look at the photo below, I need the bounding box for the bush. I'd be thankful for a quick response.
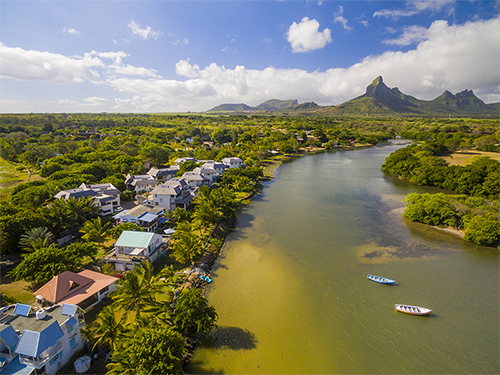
[464,214,500,247]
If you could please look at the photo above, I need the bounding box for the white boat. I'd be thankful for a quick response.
[367,274,395,284]
[395,304,432,316]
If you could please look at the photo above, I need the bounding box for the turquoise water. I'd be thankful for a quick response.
[190,141,499,374]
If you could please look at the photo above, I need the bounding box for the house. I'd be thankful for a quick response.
[174,157,196,165]
[192,167,221,186]
[54,183,121,216]
[201,161,227,175]
[124,174,158,193]
[33,270,118,310]
[222,157,244,169]
[104,231,166,271]
[113,203,165,232]
[0,303,85,375]
[147,166,179,183]
[149,178,193,211]
[182,171,204,189]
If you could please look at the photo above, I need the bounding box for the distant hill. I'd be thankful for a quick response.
[208,99,299,112]
[206,76,499,118]
[330,76,499,117]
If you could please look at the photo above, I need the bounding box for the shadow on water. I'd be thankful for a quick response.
[200,326,258,351]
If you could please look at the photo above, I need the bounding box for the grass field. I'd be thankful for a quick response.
[0,158,42,200]
[441,150,500,166]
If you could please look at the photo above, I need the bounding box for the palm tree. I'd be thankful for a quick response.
[80,216,111,248]
[66,197,101,224]
[170,232,202,266]
[19,227,54,251]
[112,261,173,319]
[85,305,127,351]
[43,198,77,233]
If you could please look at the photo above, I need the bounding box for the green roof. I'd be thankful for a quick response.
[115,231,156,248]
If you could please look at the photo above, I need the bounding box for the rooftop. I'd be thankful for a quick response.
[115,231,157,248]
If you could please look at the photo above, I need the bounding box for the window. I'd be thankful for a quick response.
[49,351,63,366]
[69,337,77,349]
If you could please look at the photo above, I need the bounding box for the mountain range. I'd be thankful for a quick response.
[207,76,499,117]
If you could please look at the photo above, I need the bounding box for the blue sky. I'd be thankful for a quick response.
[1,0,499,113]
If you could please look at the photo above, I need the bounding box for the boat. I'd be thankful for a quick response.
[367,274,395,284]
[395,304,432,316]
[200,275,212,283]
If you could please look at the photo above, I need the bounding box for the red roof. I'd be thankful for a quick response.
[34,270,118,306]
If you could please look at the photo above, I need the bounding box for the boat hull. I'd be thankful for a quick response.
[395,304,432,315]
[367,274,395,284]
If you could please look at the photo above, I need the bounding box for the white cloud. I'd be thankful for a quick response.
[63,27,80,35]
[1,17,498,112]
[0,43,102,83]
[84,96,109,106]
[334,6,352,31]
[286,17,332,53]
[108,17,500,111]
[374,0,456,18]
[383,25,428,45]
[127,20,162,40]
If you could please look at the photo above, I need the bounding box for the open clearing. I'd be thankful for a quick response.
[441,150,500,166]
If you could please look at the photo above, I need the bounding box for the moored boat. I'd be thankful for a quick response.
[367,274,395,284]
[200,275,212,283]
[395,304,432,315]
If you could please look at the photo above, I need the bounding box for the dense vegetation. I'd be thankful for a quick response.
[0,112,499,373]
[403,193,500,247]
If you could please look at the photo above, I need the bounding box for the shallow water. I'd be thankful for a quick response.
[190,141,499,374]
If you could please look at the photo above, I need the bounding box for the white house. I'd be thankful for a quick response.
[124,174,158,193]
[192,167,220,186]
[222,157,244,169]
[182,171,204,189]
[147,166,179,183]
[113,203,165,232]
[54,183,121,216]
[105,231,166,271]
[0,303,86,375]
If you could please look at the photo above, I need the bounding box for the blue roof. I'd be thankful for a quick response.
[13,304,30,317]
[0,357,34,375]
[61,304,77,316]
[158,218,168,224]
[138,212,158,223]
[65,317,77,328]
[0,326,19,353]
[15,321,64,357]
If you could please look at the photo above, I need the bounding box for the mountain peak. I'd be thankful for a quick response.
[369,76,384,87]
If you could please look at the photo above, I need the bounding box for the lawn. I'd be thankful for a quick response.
[441,150,500,166]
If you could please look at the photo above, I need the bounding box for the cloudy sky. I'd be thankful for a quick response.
[1,0,499,113]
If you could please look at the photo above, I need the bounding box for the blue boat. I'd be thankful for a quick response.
[200,275,212,283]
[367,274,395,284]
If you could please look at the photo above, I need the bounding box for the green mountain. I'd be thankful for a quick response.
[328,76,498,117]
[208,99,299,112]
[207,77,499,117]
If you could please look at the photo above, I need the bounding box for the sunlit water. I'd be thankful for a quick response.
[189,141,499,374]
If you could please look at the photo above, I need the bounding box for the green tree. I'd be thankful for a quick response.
[110,223,143,239]
[19,227,54,251]
[84,305,127,351]
[112,262,174,319]
[8,245,82,285]
[464,213,500,247]
[106,323,185,375]
[173,288,218,336]
[80,217,111,248]
[169,231,202,265]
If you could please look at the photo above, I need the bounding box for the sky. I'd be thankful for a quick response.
[1,0,499,113]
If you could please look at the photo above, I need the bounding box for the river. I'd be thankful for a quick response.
[189,141,499,374]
